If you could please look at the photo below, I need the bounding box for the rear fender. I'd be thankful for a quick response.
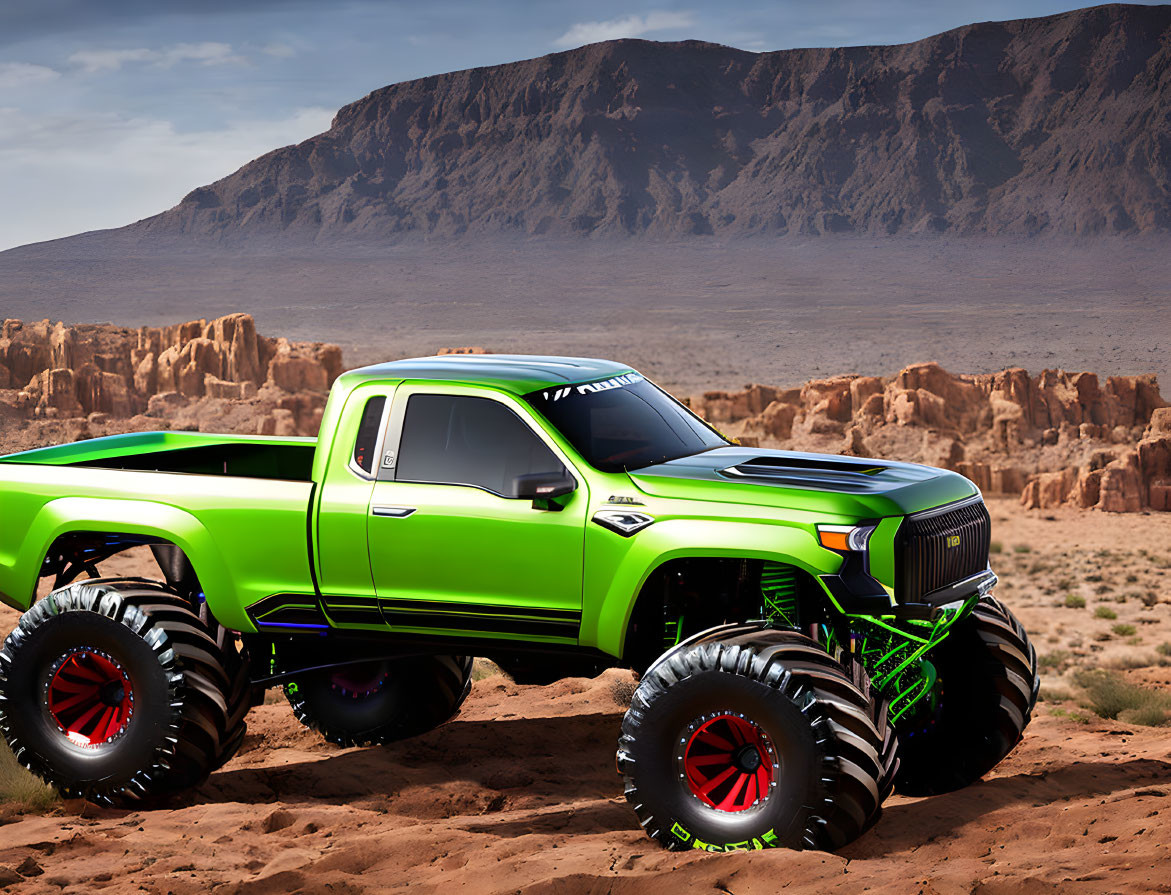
[14,497,245,630]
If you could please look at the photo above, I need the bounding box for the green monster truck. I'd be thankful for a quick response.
[0,355,1037,852]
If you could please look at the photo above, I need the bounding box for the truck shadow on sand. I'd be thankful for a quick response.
[845,757,1171,857]
[197,712,627,815]
[196,710,1171,847]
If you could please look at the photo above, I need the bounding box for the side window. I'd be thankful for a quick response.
[396,394,566,497]
[352,396,387,474]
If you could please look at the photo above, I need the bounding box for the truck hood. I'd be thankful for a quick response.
[626,447,978,518]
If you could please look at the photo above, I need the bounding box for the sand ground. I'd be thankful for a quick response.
[1,499,1169,894]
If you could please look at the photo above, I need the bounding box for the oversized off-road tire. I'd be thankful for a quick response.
[0,578,251,805]
[617,629,898,852]
[284,654,473,747]
[894,594,1038,796]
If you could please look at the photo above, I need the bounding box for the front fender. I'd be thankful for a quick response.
[15,497,248,631]
[582,517,843,658]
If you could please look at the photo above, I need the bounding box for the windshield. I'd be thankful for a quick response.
[525,372,728,472]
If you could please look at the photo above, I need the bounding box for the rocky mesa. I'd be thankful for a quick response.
[0,314,342,453]
[691,363,1170,513]
[112,3,1171,243]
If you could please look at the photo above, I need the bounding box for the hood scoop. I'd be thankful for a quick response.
[720,455,888,490]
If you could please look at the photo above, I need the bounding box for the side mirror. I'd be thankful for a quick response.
[512,470,577,505]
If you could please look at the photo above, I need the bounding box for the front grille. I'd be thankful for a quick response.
[896,497,991,603]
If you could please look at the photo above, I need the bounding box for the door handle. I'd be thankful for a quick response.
[372,505,416,518]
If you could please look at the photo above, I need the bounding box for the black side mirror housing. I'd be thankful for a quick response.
[512,470,577,507]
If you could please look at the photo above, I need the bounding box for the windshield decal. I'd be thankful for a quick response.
[542,372,643,402]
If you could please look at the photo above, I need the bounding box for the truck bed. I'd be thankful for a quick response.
[0,431,320,625]
[0,431,317,481]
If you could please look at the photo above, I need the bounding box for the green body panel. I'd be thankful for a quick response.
[0,355,987,688]
[0,459,314,632]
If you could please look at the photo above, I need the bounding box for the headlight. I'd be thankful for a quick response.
[817,523,876,553]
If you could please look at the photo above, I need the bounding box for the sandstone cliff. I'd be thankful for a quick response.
[691,363,1170,512]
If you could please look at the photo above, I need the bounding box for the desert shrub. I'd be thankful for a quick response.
[1055,577,1075,590]
[0,739,57,812]
[1157,642,1171,657]
[1039,650,1071,671]
[1013,544,1032,554]
[1125,573,1139,583]
[1095,583,1114,594]
[1094,606,1118,620]
[1073,669,1171,726]
[471,658,506,681]
[1113,623,1137,637]
[1107,653,1157,670]
[1050,707,1092,724]
[989,541,1003,554]
[1140,592,1160,608]
[1085,573,1103,583]
[1064,594,1087,609]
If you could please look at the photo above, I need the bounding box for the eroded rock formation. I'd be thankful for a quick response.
[0,314,342,447]
[691,362,1169,512]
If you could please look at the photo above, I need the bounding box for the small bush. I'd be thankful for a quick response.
[989,541,1003,555]
[1065,594,1087,609]
[1013,544,1032,554]
[1039,650,1071,671]
[0,739,57,812]
[1073,669,1171,726]
[1095,583,1114,595]
[1125,573,1139,583]
[1094,606,1118,619]
[1113,623,1137,637]
[471,658,506,682]
[1156,642,1171,657]
[1140,592,1160,608]
[1086,573,1103,583]
[1107,653,1158,671]
[1050,707,1092,724]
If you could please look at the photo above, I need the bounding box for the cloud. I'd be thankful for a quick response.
[553,11,696,48]
[0,62,61,88]
[0,105,334,250]
[68,42,244,73]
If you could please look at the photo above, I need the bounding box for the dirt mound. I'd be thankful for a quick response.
[692,362,1171,512]
[0,314,341,453]
[45,5,1160,243]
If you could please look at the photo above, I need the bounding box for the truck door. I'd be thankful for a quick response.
[367,384,587,643]
[314,383,396,628]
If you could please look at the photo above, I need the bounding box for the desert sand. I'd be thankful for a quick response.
[3,237,1169,395]
[1,498,1169,894]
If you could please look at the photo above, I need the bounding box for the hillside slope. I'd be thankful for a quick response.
[127,3,1171,241]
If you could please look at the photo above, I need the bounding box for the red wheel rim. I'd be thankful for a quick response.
[680,713,777,813]
[47,648,134,748]
[329,663,390,699]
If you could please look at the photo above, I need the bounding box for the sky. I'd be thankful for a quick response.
[0,1,1165,251]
